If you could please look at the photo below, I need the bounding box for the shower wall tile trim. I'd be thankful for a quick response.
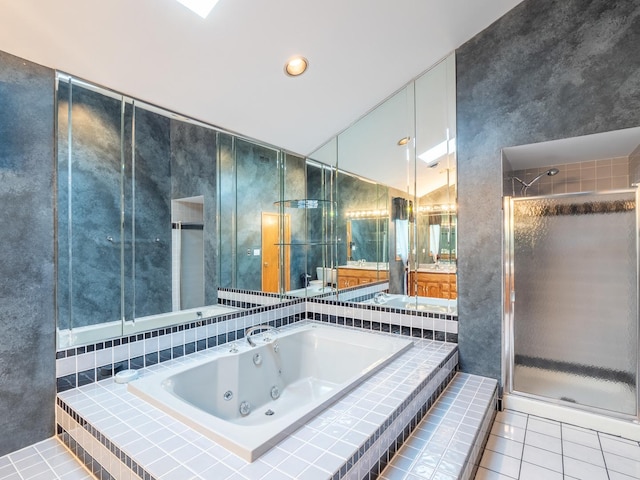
[55,288,459,392]
[508,156,631,197]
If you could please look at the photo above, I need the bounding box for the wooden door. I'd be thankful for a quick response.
[261,212,290,293]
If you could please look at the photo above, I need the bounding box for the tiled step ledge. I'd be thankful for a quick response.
[0,436,93,480]
[379,373,498,480]
[56,324,458,480]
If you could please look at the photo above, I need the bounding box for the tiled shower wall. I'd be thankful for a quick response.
[507,156,630,197]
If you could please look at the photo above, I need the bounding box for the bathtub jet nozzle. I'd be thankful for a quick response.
[239,401,251,416]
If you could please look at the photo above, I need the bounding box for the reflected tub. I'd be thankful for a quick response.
[57,305,238,349]
[128,322,413,461]
[362,294,457,314]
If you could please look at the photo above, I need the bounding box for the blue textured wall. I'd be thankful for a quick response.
[0,51,55,456]
[456,0,640,382]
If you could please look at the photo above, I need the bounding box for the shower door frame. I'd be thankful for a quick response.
[503,188,640,421]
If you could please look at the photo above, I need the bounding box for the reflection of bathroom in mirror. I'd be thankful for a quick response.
[314,52,458,309]
[347,217,388,264]
[57,75,227,348]
[56,52,458,349]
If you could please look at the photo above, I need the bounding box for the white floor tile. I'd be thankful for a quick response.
[599,435,640,461]
[561,424,601,449]
[484,434,523,460]
[525,416,561,438]
[603,451,640,478]
[563,456,609,480]
[491,422,526,443]
[473,466,516,480]
[608,470,640,480]
[479,450,521,478]
[523,430,562,454]
[563,439,606,467]
[518,461,562,480]
[522,444,562,473]
[474,411,640,480]
[494,411,528,430]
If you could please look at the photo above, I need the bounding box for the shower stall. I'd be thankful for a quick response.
[504,189,639,419]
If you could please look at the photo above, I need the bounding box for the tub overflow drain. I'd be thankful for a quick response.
[265,409,275,416]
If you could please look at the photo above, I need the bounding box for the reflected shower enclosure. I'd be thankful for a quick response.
[57,76,218,342]
[505,190,638,416]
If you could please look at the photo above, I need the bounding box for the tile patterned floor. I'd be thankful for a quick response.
[476,409,640,480]
[0,437,93,480]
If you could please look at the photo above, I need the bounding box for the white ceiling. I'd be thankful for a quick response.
[503,127,640,171]
[0,0,521,156]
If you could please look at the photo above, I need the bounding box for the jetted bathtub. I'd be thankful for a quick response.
[128,322,413,461]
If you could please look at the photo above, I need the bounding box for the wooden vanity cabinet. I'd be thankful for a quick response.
[410,271,457,299]
[337,267,388,289]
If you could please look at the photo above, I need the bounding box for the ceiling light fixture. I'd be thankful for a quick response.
[175,0,220,18]
[397,136,411,146]
[284,56,309,77]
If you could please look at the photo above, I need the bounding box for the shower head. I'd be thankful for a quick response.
[512,168,560,195]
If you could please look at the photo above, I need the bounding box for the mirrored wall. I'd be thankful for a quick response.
[311,53,457,311]
[56,76,336,348]
[56,52,457,348]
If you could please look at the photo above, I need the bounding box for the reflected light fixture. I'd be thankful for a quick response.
[175,0,220,18]
[285,56,309,77]
[397,136,411,146]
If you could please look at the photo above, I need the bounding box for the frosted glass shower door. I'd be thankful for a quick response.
[509,190,638,416]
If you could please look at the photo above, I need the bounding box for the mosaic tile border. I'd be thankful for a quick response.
[57,403,153,480]
[56,305,306,392]
[56,288,458,392]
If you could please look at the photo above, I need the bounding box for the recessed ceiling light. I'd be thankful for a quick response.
[175,0,220,18]
[284,56,309,77]
[397,136,411,146]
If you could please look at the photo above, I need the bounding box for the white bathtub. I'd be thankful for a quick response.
[362,294,457,314]
[128,322,413,461]
[57,305,239,349]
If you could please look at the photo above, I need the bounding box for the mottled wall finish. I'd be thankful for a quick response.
[235,139,280,291]
[218,133,235,288]
[57,84,123,328]
[456,0,640,381]
[0,51,55,455]
[133,107,172,318]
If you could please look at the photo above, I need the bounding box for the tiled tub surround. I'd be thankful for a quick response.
[56,324,458,479]
[307,298,458,343]
[217,288,285,309]
[56,289,458,392]
[380,373,498,480]
[0,437,93,480]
